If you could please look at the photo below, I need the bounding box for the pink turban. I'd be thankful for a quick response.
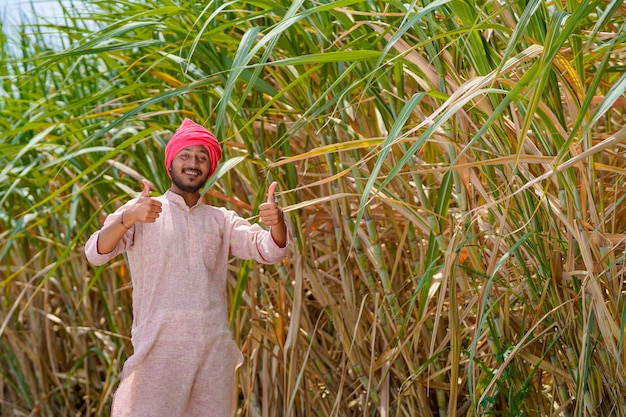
[164,118,222,178]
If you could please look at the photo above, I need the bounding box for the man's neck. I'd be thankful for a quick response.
[169,188,201,208]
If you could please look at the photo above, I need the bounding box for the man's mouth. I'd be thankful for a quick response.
[183,168,202,177]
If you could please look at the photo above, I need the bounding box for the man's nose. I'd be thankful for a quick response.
[189,156,201,167]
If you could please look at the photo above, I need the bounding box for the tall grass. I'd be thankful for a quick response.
[1,0,626,416]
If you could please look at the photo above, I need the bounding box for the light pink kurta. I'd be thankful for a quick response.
[85,190,287,417]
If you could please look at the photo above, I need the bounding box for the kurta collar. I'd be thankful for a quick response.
[164,189,203,209]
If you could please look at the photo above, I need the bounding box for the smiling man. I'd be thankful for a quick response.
[85,118,288,417]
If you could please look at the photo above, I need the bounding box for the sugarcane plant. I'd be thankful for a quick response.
[1,0,625,416]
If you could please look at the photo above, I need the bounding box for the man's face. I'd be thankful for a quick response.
[169,145,211,194]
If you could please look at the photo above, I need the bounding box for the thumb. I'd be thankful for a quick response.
[266,181,277,203]
[140,179,151,197]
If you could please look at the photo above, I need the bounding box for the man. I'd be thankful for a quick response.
[85,118,288,417]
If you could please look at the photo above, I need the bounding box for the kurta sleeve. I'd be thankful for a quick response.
[225,210,288,264]
[85,205,135,266]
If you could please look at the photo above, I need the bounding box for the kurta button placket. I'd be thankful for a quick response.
[189,208,200,267]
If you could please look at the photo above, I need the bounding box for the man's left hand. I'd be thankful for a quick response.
[259,181,287,247]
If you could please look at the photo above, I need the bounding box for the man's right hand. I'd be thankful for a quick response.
[123,179,163,227]
[95,179,162,255]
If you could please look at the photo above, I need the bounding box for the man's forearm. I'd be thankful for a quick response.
[97,212,132,254]
[270,221,287,248]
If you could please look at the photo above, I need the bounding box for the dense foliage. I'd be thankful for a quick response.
[1,0,626,416]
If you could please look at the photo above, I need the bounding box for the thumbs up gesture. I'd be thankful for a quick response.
[122,179,163,227]
[95,179,163,254]
[259,181,287,247]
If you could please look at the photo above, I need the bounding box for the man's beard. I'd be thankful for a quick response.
[170,169,209,193]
